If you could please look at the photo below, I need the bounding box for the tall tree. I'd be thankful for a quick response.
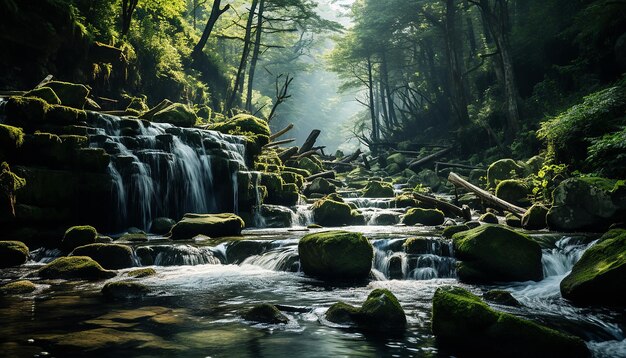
[121,0,139,37]
[245,0,266,111]
[227,0,259,110]
[193,0,231,56]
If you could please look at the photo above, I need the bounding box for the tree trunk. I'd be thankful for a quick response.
[227,0,259,110]
[444,0,470,126]
[193,0,231,55]
[366,56,379,147]
[245,0,266,111]
[121,0,139,37]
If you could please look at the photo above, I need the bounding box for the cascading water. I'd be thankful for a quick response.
[86,112,247,230]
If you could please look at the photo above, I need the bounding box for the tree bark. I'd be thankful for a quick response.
[121,0,139,37]
[366,56,379,148]
[227,0,259,110]
[298,129,321,154]
[245,0,266,111]
[193,0,231,55]
[448,172,526,215]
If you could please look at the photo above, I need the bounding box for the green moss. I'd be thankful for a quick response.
[298,230,373,280]
[101,280,150,299]
[505,213,522,228]
[442,224,469,239]
[152,103,198,128]
[284,166,311,178]
[401,208,445,226]
[126,97,149,113]
[560,229,626,306]
[210,114,270,149]
[127,267,157,278]
[45,81,89,109]
[281,171,304,188]
[386,153,406,168]
[479,212,499,224]
[297,157,323,175]
[495,179,530,207]
[169,213,245,240]
[24,87,61,105]
[362,181,395,198]
[483,289,520,306]
[403,237,431,254]
[0,241,29,268]
[63,225,98,251]
[70,243,134,270]
[486,159,529,188]
[0,124,25,153]
[311,198,353,227]
[305,177,336,195]
[0,280,36,295]
[59,134,88,149]
[392,194,418,208]
[357,289,406,331]
[242,303,288,324]
[5,96,49,125]
[521,204,548,230]
[0,162,26,193]
[325,302,359,324]
[39,256,116,280]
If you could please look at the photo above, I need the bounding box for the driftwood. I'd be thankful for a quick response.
[270,123,294,141]
[408,147,452,170]
[278,146,299,162]
[141,99,173,120]
[35,75,54,88]
[298,129,321,154]
[341,148,362,163]
[263,138,295,148]
[447,172,526,216]
[306,170,336,181]
[412,192,471,220]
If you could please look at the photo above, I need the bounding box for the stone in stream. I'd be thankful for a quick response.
[298,230,373,280]
[169,213,245,240]
[242,303,288,324]
[311,197,353,227]
[62,225,98,251]
[226,240,274,264]
[486,158,530,188]
[479,212,499,224]
[101,280,150,300]
[0,241,29,268]
[23,86,61,105]
[150,103,198,128]
[505,213,522,228]
[260,204,293,228]
[4,96,49,127]
[483,289,520,307]
[325,289,406,333]
[325,302,360,324]
[0,280,36,295]
[521,203,549,230]
[362,181,395,198]
[452,225,543,283]
[70,243,134,269]
[441,224,470,239]
[44,81,90,109]
[150,217,176,235]
[432,286,589,358]
[495,179,531,207]
[126,267,157,278]
[401,208,445,226]
[38,256,116,280]
[560,229,626,306]
[303,177,336,196]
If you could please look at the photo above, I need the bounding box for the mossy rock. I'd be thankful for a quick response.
[362,181,395,198]
[386,153,407,168]
[526,155,545,174]
[0,241,29,268]
[281,171,304,188]
[560,229,626,306]
[479,212,499,224]
[505,213,522,228]
[151,217,176,235]
[417,169,442,191]
[385,163,402,175]
[0,280,36,295]
[169,213,245,240]
[70,243,134,270]
[101,280,150,300]
[452,225,543,283]
[521,204,548,230]
[298,230,373,280]
[487,158,529,188]
[0,124,25,157]
[284,166,311,178]
[126,97,149,113]
[483,289,520,307]
[325,302,359,324]
[24,86,61,105]
[5,96,49,126]
[39,256,116,280]
[442,224,469,239]
[151,103,198,128]
[74,148,110,172]
[401,208,445,226]
[392,194,418,208]
[242,303,288,324]
[304,177,336,195]
[356,289,406,332]
[45,81,89,109]
[127,268,157,278]
[297,157,323,175]
[403,237,431,254]
[210,114,270,149]
[63,225,98,251]
[495,179,530,207]
[311,198,353,227]
[432,286,589,357]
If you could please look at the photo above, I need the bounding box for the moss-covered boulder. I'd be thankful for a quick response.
[39,256,116,280]
[432,286,589,357]
[62,225,98,251]
[483,289,520,307]
[479,212,499,224]
[101,281,150,300]
[487,159,529,188]
[304,177,336,196]
[0,241,29,268]
[297,157,323,174]
[242,303,288,324]
[298,230,373,280]
[74,148,110,172]
[151,103,198,128]
[442,224,469,239]
[151,217,176,235]
[311,198,353,227]
[45,81,89,109]
[560,229,626,306]
[0,280,36,295]
[495,179,530,207]
[325,302,360,324]
[127,268,157,278]
[5,96,49,126]
[281,171,304,188]
[70,243,134,270]
[46,105,87,124]
[386,153,407,169]
[417,169,443,192]
[547,177,626,232]
[362,181,394,198]
[452,225,543,283]
[403,237,432,254]
[24,86,61,105]
[505,213,522,228]
[169,213,245,240]
[391,193,418,208]
[210,114,270,150]
[401,208,445,226]
[356,289,406,332]
[521,204,549,230]
[0,124,25,159]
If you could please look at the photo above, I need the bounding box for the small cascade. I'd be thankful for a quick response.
[30,248,63,263]
[361,208,403,225]
[542,236,595,277]
[372,238,456,280]
[135,244,222,266]
[293,205,314,227]
[252,173,266,227]
[344,198,393,209]
[241,247,300,272]
[87,113,247,230]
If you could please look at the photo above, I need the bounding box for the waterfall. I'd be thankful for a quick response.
[135,244,222,266]
[372,238,456,280]
[542,236,595,277]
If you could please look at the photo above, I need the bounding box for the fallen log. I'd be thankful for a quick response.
[298,129,321,154]
[141,99,173,121]
[35,75,54,88]
[447,172,526,216]
[412,192,471,220]
[341,148,362,163]
[305,170,335,181]
[408,147,452,171]
[295,149,319,159]
[278,146,299,162]
[270,123,294,141]
[323,161,356,168]
[263,138,295,148]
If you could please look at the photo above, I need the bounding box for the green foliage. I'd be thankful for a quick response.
[528,163,570,202]
[586,126,626,178]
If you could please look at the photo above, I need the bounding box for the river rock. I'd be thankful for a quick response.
[311,198,353,226]
[495,179,530,207]
[0,124,24,159]
[242,303,288,324]
[521,204,549,230]
[210,114,270,153]
[169,213,245,240]
[356,289,406,332]
[432,286,589,357]
[260,204,293,228]
[24,86,61,105]
[0,241,29,268]
[304,177,336,196]
[560,229,626,306]
[127,268,157,278]
[442,224,469,239]
[62,225,98,251]
[325,302,359,324]
[151,103,197,127]
[298,230,373,280]
[0,280,36,295]
[70,243,134,269]
[401,208,445,226]
[39,256,116,280]
[45,81,89,109]
[150,217,176,235]
[479,212,499,224]
[417,169,442,191]
[486,158,529,188]
[362,181,394,198]
[5,96,49,127]
[547,177,626,232]
[226,240,273,264]
[101,280,150,299]
[483,289,520,307]
[505,213,522,228]
[46,105,87,124]
[391,194,418,208]
[452,225,543,283]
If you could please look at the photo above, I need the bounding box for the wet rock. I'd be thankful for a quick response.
[417,169,442,192]
[311,198,353,227]
[442,224,469,239]
[151,217,176,235]
[260,205,293,228]
[62,225,98,251]
[372,212,399,225]
[70,243,134,269]
[209,114,270,154]
[24,86,61,105]
[226,240,273,264]
[325,302,359,324]
[281,171,304,188]
[127,268,157,278]
[387,153,407,169]
[297,157,323,174]
[169,213,245,240]
[5,96,49,127]
[403,237,432,254]
[46,105,87,124]
[452,225,543,283]
[356,289,406,332]
[391,194,418,208]
[362,181,394,198]
[151,103,197,127]
[38,256,116,280]
[483,289,520,306]
[521,204,549,230]
[304,177,336,196]
[479,212,499,224]
[242,303,288,324]
[432,286,589,357]
[298,230,373,280]
[465,220,481,229]
[101,281,150,300]
[351,209,366,225]
[0,241,29,268]
[401,208,445,226]
[486,158,529,188]
[560,229,626,306]
[388,255,404,279]
[505,213,522,228]
[45,81,89,109]
[495,179,530,207]
[0,124,24,161]
[0,280,36,295]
